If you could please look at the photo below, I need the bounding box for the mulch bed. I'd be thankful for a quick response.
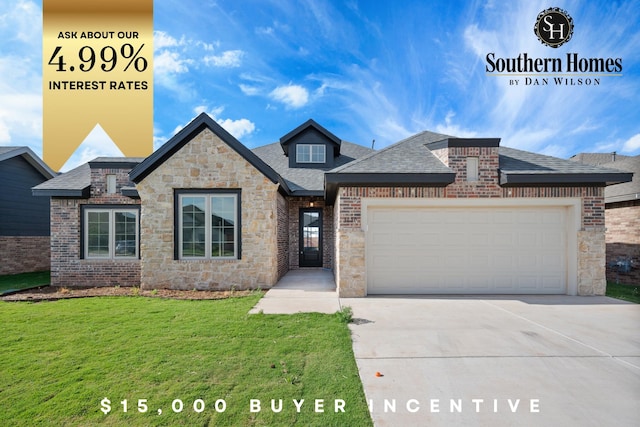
[1,286,256,302]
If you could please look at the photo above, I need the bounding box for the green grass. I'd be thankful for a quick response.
[0,295,372,426]
[0,271,50,294]
[606,281,640,303]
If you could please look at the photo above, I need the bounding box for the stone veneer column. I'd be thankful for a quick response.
[577,228,606,295]
[336,229,366,297]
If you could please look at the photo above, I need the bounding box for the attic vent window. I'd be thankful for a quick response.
[467,157,479,182]
[296,144,326,164]
[106,174,117,193]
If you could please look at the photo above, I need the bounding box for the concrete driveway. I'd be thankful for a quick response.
[341,296,640,427]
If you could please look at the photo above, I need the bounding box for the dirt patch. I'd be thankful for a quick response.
[1,286,258,302]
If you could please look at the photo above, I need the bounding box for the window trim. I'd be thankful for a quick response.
[296,144,326,164]
[81,205,140,260]
[174,189,242,261]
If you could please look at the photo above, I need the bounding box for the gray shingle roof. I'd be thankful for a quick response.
[33,157,143,197]
[499,147,633,185]
[330,131,453,174]
[252,141,374,193]
[599,156,640,203]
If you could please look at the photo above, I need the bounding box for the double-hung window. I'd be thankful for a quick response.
[84,207,139,259]
[178,191,240,259]
[296,144,326,163]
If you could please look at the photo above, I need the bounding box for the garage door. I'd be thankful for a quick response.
[367,206,567,294]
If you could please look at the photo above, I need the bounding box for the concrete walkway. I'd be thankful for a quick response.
[249,269,341,314]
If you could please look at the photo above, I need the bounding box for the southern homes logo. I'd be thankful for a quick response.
[485,7,623,86]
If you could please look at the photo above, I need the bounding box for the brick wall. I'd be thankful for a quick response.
[334,184,606,296]
[50,166,141,287]
[605,201,640,284]
[446,146,502,197]
[338,186,603,229]
[287,197,333,270]
[0,236,50,275]
[276,193,289,280]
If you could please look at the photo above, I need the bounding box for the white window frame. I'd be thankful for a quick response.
[467,157,479,182]
[296,144,326,163]
[178,193,239,260]
[84,208,139,259]
[106,174,117,194]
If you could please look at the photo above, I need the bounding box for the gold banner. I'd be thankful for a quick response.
[43,0,153,171]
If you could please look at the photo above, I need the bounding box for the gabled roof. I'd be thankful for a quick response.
[499,147,633,186]
[33,157,143,198]
[130,113,290,194]
[279,118,342,156]
[253,141,374,195]
[0,146,56,179]
[324,131,457,202]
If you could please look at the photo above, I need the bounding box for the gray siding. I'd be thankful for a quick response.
[0,156,51,236]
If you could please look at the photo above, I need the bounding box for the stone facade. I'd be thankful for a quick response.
[578,228,606,294]
[50,166,141,287]
[605,201,640,284]
[136,128,281,291]
[0,236,50,275]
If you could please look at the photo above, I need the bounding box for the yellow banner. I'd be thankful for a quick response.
[43,0,153,171]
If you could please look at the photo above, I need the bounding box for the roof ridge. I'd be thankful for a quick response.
[330,130,451,173]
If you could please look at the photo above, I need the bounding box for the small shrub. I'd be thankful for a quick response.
[336,306,353,323]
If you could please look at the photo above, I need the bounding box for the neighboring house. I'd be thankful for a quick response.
[35,114,632,296]
[570,153,639,284]
[0,147,56,275]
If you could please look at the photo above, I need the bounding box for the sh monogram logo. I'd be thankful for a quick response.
[534,7,574,48]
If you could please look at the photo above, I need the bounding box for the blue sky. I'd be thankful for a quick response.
[1,0,639,171]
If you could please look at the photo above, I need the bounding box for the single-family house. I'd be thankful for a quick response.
[570,153,639,283]
[0,147,56,275]
[35,114,633,295]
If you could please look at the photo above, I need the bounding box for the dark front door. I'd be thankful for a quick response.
[299,208,322,267]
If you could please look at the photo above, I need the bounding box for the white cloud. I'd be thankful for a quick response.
[204,50,244,67]
[154,50,190,75]
[153,30,181,49]
[218,118,256,139]
[269,84,309,109]
[192,105,256,140]
[435,111,477,138]
[239,84,260,96]
[622,133,640,153]
[255,26,274,36]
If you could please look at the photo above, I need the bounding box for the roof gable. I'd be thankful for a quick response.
[279,119,341,156]
[130,113,288,193]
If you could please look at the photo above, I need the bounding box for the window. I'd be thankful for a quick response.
[296,144,326,163]
[84,207,139,259]
[178,192,240,259]
[467,157,479,182]
[106,174,117,194]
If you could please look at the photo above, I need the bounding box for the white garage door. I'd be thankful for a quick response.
[367,206,568,294]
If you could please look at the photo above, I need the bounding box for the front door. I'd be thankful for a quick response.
[299,208,322,267]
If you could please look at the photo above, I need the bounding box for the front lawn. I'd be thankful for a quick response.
[0,295,372,426]
[0,271,50,294]
[606,281,640,304]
